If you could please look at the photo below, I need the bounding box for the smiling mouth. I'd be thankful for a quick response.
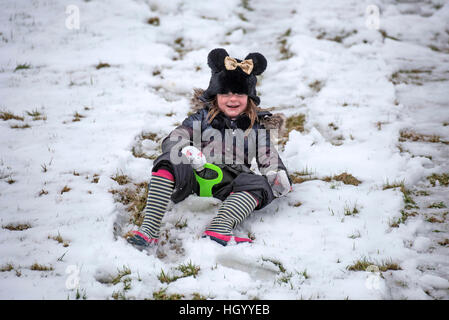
[226,105,240,109]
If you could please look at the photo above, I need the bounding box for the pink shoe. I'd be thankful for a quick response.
[203,231,253,246]
[127,230,158,248]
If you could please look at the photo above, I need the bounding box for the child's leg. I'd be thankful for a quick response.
[133,168,175,243]
[206,191,258,238]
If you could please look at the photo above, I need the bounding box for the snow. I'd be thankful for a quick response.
[1,0,448,300]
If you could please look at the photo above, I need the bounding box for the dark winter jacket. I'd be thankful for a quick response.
[152,90,290,206]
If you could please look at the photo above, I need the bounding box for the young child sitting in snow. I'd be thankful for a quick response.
[127,48,292,247]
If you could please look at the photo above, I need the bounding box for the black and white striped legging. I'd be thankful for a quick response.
[138,169,258,239]
[206,191,258,235]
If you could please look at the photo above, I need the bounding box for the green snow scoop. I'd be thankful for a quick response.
[194,163,223,197]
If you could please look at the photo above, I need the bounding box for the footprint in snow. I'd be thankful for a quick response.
[215,253,279,281]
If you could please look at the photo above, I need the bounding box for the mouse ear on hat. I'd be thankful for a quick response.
[244,52,267,75]
[207,48,229,73]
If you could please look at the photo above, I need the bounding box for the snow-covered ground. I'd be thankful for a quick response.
[1,0,448,300]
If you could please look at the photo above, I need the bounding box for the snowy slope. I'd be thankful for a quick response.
[0,0,448,300]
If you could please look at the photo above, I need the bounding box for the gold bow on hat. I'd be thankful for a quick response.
[224,56,253,75]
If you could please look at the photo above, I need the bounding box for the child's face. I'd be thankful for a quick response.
[217,93,248,119]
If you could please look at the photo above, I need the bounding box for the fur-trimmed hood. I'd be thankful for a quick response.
[190,88,286,135]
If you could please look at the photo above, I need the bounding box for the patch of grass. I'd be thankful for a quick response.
[132,151,158,161]
[241,0,254,11]
[261,257,286,273]
[0,263,20,277]
[328,122,339,131]
[109,182,148,226]
[152,288,184,300]
[10,124,31,129]
[427,173,449,187]
[261,257,294,285]
[30,263,54,271]
[6,177,16,184]
[75,288,87,300]
[425,216,444,223]
[26,109,46,121]
[157,269,176,284]
[0,110,24,121]
[428,202,446,209]
[399,130,445,144]
[111,265,132,285]
[191,293,208,300]
[111,172,131,185]
[277,271,293,284]
[72,111,85,122]
[14,63,31,72]
[131,131,162,160]
[278,28,294,60]
[428,44,447,53]
[379,30,399,41]
[141,132,160,141]
[332,172,361,186]
[347,258,401,272]
[300,269,310,279]
[346,258,373,271]
[308,80,324,93]
[177,261,200,278]
[0,263,14,272]
[390,210,418,228]
[316,29,357,43]
[48,232,69,247]
[383,180,418,210]
[3,223,31,231]
[60,185,71,194]
[344,204,359,216]
[289,171,361,186]
[172,37,193,60]
[237,12,248,22]
[403,191,416,207]
[95,62,110,70]
[91,173,100,184]
[174,36,183,45]
[295,166,314,176]
[378,260,402,272]
[288,172,318,184]
[414,190,430,196]
[111,289,129,300]
[330,134,345,146]
[175,217,187,229]
[389,69,433,86]
[147,16,160,26]
[285,113,306,135]
[110,266,134,300]
[158,261,200,284]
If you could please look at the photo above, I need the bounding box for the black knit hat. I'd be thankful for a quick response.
[200,48,267,105]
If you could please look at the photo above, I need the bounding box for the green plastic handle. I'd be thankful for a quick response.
[194,163,223,197]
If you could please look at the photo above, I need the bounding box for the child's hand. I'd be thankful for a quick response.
[181,146,207,171]
[266,170,291,197]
